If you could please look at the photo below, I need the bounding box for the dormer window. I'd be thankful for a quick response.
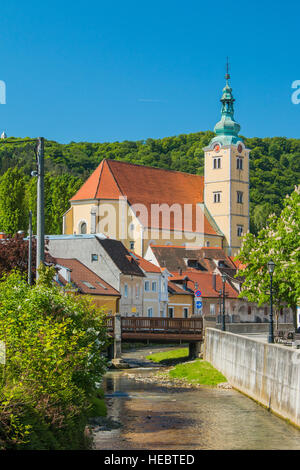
[213,157,221,169]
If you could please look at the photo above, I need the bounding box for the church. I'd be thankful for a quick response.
[63,72,249,257]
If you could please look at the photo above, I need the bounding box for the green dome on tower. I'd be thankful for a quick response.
[210,70,242,146]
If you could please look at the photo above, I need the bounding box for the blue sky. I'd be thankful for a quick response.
[0,0,300,143]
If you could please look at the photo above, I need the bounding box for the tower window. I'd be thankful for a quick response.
[237,225,243,237]
[237,157,243,170]
[237,191,243,204]
[213,157,221,169]
[129,241,135,250]
[213,192,221,203]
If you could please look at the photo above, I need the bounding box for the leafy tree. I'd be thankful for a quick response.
[237,186,300,325]
[0,233,54,279]
[0,168,27,234]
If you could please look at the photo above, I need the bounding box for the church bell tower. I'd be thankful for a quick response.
[203,66,250,256]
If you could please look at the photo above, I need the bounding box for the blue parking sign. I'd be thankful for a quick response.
[196,301,202,309]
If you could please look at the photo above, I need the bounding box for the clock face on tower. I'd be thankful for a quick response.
[214,144,220,152]
[237,143,243,153]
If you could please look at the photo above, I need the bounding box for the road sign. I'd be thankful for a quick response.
[195,290,202,297]
[196,301,203,309]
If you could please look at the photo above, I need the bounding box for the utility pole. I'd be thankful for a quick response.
[28,210,33,286]
[36,137,45,278]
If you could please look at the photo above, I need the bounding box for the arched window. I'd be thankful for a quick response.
[80,222,87,234]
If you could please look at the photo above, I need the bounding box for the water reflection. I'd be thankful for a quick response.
[94,369,300,450]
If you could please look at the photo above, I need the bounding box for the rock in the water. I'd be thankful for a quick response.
[217,382,232,389]
[110,358,130,369]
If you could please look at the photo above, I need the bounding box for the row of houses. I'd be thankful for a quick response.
[47,234,293,324]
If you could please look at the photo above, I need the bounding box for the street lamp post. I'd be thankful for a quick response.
[222,273,227,331]
[218,289,222,324]
[267,260,275,344]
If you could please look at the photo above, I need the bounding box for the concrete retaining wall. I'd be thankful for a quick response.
[204,328,300,427]
[203,322,294,335]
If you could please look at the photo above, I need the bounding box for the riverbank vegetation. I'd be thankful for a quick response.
[0,133,299,235]
[0,266,110,450]
[147,349,227,387]
[169,360,227,387]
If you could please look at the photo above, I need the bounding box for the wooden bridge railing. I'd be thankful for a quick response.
[120,316,203,334]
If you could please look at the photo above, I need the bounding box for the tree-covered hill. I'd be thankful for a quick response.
[0,132,298,235]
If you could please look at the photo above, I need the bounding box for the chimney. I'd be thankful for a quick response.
[212,273,216,291]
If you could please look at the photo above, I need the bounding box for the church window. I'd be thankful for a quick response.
[237,191,243,204]
[237,157,243,170]
[237,225,243,237]
[213,157,221,169]
[80,222,87,234]
[213,192,221,203]
[130,241,135,250]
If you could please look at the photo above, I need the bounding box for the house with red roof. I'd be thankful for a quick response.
[54,257,120,314]
[167,277,195,318]
[128,251,169,317]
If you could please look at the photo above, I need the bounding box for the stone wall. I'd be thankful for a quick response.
[204,328,300,427]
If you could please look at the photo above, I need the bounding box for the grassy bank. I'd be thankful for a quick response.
[147,348,227,387]
[169,360,227,387]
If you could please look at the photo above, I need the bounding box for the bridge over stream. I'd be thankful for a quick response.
[107,314,203,361]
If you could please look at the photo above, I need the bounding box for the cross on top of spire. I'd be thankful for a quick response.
[225,57,230,81]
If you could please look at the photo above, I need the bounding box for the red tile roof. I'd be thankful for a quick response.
[149,245,236,273]
[54,258,120,296]
[70,159,218,235]
[128,251,161,273]
[177,271,239,299]
[168,280,193,295]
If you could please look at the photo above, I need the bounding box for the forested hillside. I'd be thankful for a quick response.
[0,132,298,235]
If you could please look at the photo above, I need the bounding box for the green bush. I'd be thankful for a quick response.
[0,267,110,449]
